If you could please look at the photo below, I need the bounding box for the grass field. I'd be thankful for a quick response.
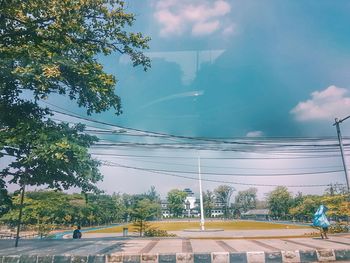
[87,220,308,233]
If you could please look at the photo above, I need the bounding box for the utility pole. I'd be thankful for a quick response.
[198,156,205,231]
[333,116,350,192]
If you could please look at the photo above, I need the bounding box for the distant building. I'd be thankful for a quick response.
[161,200,171,218]
[209,197,225,217]
[161,188,200,218]
[161,188,230,218]
[241,209,270,220]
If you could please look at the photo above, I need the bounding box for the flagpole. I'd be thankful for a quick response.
[198,156,205,231]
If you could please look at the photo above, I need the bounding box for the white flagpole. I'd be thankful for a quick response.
[198,156,205,230]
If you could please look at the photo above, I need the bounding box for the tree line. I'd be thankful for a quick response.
[1,184,348,237]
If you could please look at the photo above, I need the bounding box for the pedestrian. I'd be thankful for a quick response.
[73,226,82,239]
[320,225,329,239]
[312,205,330,239]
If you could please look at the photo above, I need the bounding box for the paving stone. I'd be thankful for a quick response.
[246,251,265,263]
[335,249,350,261]
[316,249,335,262]
[122,254,140,263]
[265,252,282,263]
[194,253,210,263]
[106,254,122,263]
[211,252,229,263]
[20,255,37,263]
[281,251,300,263]
[37,256,53,263]
[229,252,247,263]
[53,256,71,263]
[141,254,158,263]
[158,254,176,263]
[87,256,105,263]
[176,253,193,263]
[3,256,20,263]
[299,250,317,262]
[71,256,88,263]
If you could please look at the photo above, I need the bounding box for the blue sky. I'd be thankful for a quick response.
[4,0,350,198]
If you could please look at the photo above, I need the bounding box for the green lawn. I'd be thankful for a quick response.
[87,220,308,233]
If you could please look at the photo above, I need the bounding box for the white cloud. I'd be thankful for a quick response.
[192,21,220,36]
[153,0,233,37]
[246,131,264,137]
[290,85,350,121]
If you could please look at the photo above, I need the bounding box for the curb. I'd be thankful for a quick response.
[1,249,350,263]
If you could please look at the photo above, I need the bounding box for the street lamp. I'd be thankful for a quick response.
[333,116,350,192]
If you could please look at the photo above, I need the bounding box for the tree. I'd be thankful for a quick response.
[0,190,70,236]
[203,190,215,217]
[289,195,321,221]
[0,180,11,216]
[324,183,348,196]
[167,189,187,217]
[214,185,235,218]
[234,188,257,213]
[266,186,292,219]
[0,0,150,195]
[130,199,160,237]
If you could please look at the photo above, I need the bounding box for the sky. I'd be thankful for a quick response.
[3,0,350,199]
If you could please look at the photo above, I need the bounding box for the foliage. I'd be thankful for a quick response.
[289,195,321,221]
[203,190,215,217]
[131,199,160,236]
[324,183,348,196]
[0,190,123,233]
[0,0,150,198]
[234,187,257,213]
[144,228,176,237]
[321,194,350,219]
[167,189,187,217]
[289,193,349,222]
[214,185,235,218]
[0,179,11,216]
[0,0,150,113]
[266,186,292,219]
[0,111,102,192]
[329,223,349,233]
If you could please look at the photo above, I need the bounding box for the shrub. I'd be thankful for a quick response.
[144,228,176,237]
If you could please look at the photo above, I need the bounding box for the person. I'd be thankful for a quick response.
[73,226,82,239]
[312,205,330,239]
[320,226,329,239]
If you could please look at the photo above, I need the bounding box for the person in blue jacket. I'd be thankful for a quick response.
[73,226,82,239]
[312,205,330,239]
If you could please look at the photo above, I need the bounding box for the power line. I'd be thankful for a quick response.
[100,160,343,177]
[102,155,343,171]
[44,102,349,147]
[101,161,334,188]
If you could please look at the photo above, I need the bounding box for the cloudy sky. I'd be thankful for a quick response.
[4,0,350,199]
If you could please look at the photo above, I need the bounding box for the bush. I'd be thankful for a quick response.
[144,228,176,237]
[329,223,349,233]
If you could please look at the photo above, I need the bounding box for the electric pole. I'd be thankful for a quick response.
[333,116,350,192]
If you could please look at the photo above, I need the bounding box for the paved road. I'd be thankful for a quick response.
[1,234,349,255]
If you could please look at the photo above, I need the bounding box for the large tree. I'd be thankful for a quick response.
[0,0,150,194]
[266,186,292,219]
[167,189,187,217]
[203,190,215,217]
[131,199,160,237]
[234,187,257,213]
[214,185,235,218]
